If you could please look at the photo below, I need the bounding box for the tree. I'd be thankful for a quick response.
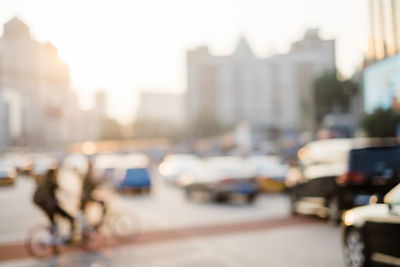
[313,70,359,125]
[362,108,400,138]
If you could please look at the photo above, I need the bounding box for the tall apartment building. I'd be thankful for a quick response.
[0,17,73,147]
[367,0,400,62]
[137,92,185,125]
[187,29,335,134]
[0,17,103,149]
[0,88,10,152]
[363,0,400,114]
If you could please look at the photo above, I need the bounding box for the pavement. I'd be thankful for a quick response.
[0,169,344,267]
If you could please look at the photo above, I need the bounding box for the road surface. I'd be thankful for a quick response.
[0,169,343,266]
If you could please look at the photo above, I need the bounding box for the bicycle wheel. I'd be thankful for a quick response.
[26,225,58,258]
[107,212,141,242]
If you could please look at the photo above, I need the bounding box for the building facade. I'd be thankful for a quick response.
[0,88,10,152]
[363,0,400,114]
[0,17,73,148]
[0,17,102,150]
[186,29,335,134]
[137,92,185,125]
[367,0,400,62]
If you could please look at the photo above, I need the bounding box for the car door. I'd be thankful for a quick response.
[365,186,400,265]
[364,215,400,266]
[295,163,337,205]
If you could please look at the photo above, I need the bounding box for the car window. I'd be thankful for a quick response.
[126,168,149,180]
[349,147,400,174]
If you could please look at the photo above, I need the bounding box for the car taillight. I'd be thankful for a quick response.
[336,171,366,185]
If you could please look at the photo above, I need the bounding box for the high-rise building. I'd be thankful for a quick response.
[95,91,107,116]
[186,29,335,134]
[137,92,185,125]
[0,88,10,152]
[368,0,400,61]
[0,17,74,148]
[363,1,400,114]
[0,17,105,149]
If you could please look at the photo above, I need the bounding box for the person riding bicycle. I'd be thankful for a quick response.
[33,167,75,242]
[80,158,106,227]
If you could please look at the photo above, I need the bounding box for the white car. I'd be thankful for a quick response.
[158,154,201,185]
[184,156,259,203]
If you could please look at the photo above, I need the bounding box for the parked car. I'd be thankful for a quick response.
[114,153,151,193]
[0,160,17,186]
[158,154,201,185]
[184,156,258,204]
[288,138,400,223]
[247,155,288,192]
[114,167,151,193]
[342,183,400,267]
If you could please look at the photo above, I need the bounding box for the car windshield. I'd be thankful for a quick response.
[349,146,400,174]
[126,168,149,180]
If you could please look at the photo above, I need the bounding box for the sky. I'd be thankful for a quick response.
[0,0,369,124]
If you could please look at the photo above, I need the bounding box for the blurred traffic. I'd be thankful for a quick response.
[1,0,400,265]
[0,135,400,266]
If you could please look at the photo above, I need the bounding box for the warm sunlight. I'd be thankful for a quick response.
[1,0,368,123]
[1,1,400,266]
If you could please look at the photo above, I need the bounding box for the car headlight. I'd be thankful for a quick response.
[159,163,173,176]
[343,211,355,226]
[178,173,195,186]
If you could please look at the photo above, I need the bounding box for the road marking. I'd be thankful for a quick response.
[0,215,318,262]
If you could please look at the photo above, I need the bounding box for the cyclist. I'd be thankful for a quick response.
[80,158,106,227]
[33,168,75,242]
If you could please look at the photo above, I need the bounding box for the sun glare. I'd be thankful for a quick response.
[2,0,368,123]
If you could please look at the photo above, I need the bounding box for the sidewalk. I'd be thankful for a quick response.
[0,218,342,267]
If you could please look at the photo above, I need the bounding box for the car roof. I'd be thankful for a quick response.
[299,138,399,163]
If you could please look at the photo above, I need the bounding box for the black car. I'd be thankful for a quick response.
[287,138,400,223]
[342,183,400,267]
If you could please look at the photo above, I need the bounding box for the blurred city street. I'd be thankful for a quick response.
[1,1,400,265]
[0,168,342,267]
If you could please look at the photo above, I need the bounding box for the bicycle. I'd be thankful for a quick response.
[99,199,142,243]
[26,200,141,258]
[26,215,105,258]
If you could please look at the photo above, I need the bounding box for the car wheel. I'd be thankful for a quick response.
[328,196,340,225]
[343,228,368,267]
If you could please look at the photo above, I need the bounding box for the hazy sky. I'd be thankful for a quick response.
[0,0,369,123]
